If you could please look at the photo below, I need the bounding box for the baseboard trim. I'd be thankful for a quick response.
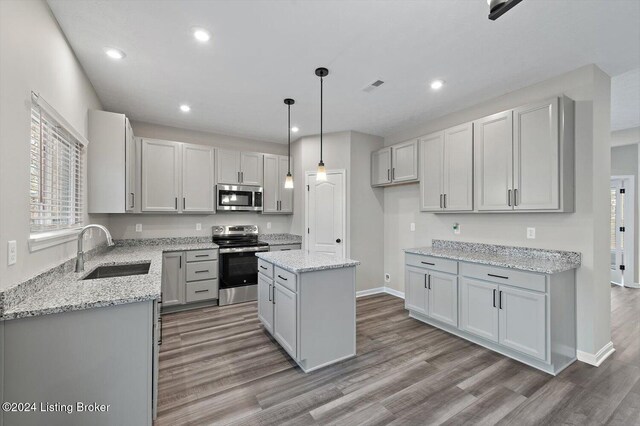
[356,287,405,299]
[577,341,615,367]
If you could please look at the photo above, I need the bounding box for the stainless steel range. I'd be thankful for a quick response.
[213,225,269,306]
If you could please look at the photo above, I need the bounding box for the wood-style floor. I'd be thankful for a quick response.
[156,285,640,425]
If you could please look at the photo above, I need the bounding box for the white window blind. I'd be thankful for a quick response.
[30,103,84,232]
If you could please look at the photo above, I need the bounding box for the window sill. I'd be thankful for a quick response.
[29,228,81,252]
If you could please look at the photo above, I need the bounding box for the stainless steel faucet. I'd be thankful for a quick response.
[75,224,114,272]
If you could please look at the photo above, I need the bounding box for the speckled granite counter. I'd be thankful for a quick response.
[259,233,303,246]
[404,240,580,274]
[1,238,218,320]
[256,250,359,273]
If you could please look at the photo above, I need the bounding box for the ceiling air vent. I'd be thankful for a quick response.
[362,80,385,93]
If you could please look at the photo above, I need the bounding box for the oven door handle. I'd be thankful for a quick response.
[219,247,270,254]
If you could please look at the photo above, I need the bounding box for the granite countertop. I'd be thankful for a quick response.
[1,239,219,321]
[256,250,360,273]
[404,240,581,274]
[259,233,303,246]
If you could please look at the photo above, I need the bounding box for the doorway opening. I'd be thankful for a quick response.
[610,175,635,287]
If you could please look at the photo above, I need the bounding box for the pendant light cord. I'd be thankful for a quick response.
[320,76,323,163]
[287,103,291,173]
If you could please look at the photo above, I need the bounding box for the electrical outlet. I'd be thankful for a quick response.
[384,273,391,283]
[410,223,415,232]
[267,222,272,230]
[453,223,461,235]
[527,227,536,239]
[8,240,17,265]
[135,224,142,232]
[196,223,202,231]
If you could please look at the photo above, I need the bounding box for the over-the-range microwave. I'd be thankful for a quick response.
[216,185,263,212]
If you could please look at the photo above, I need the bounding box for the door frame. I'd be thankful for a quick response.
[304,169,347,257]
[610,175,636,287]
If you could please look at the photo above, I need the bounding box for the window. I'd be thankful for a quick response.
[29,103,84,234]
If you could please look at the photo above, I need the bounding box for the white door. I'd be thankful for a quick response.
[263,154,279,213]
[419,132,444,211]
[474,111,513,211]
[216,149,241,185]
[371,147,392,186]
[513,98,559,210]
[141,139,180,212]
[428,271,458,327]
[459,278,499,343]
[392,140,418,182]
[610,177,635,286]
[278,156,293,213]
[443,122,473,211]
[257,274,274,334]
[240,152,264,186]
[405,266,428,315]
[306,170,346,257]
[273,282,297,359]
[498,286,547,361]
[182,144,214,212]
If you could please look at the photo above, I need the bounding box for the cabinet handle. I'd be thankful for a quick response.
[259,265,268,270]
[443,194,447,209]
[268,284,272,301]
[179,256,182,269]
[499,291,503,309]
[241,171,244,183]
[183,198,186,209]
[238,171,241,183]
[195,254,209,258]
[424,274,427,289]
[493,289,497,308]
[272,286,276,304]
[158,316,163,345]
[428,275,431,290]
[439,194,443,209]
[421,261,435,266]
[175,197,178,209]
[387,169,390,181]
[195,289,209,294]
[277,274,288,281]
[514,189,518,206]
[195,270,209,274]
[508,189,512,207]
[488,273,509,280]
[392,168,395,180]
[130,192,135,209]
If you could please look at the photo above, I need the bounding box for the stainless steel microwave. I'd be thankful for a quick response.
[216,185,263,211]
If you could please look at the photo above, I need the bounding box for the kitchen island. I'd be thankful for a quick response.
[255,250,360,373]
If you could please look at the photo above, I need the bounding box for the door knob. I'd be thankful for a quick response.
[336,239,342,243]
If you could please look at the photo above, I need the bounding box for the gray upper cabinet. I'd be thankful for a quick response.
[475,96,574,213]
[216,149,264,185]
[141,139,181,212]
[162,252,184,307]
[88,110,138,213]
[371,140,418,187]
[263,154,293,214]
[420,122,473,212]
[182,144,215,213]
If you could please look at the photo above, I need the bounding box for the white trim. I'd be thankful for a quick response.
[610,176,635,287]
[577,341,615,367]
[356,287,405,299]
[31,92,89,146]
[29,228,80,252]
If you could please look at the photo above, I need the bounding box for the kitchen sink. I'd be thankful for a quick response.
[82,262,151,280]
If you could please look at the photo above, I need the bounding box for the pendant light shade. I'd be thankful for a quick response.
[315,67,329,181]
[284,98,295,189]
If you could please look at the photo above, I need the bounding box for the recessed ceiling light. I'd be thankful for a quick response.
[430,80,445,90]
[104,48,125,60]
[180,104,191,112]
[291,126,299,133]
[193,28,211,42]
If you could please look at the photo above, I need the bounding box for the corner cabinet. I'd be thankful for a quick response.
[419,122,473,212]
[371,140,418,187]
[161,249,219,312]
[263,154,293,214]
[216,149,264,186]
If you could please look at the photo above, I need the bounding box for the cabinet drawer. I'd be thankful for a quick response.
[186,260,218,282]
[258,259,274,278]
[275,266,297,292]
[186,279,218,302]
[460,262,546,293]
[270,244,302,251]
[186,249,218,262]
[405,253,458,275]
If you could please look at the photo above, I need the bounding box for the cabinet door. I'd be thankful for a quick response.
[141,139,180,212]
[474,111,513,211]
[278,156,293,213]
[262,154,279,213]
[162,252,184,307]
[405,266,428,315]
[419,132,444,211]
[273,282,297,359]
[392,140,418,182]
[258,274,274,334]
[428,271,458,327]
[240,152,264,185]
[459,278,499,342]
[498,286,547,360]
[371,147,392,186]
[182,144,215,212]
[216,149,241,184]
[513,98,559,210]
[125,117,136,212]
[443,122,473,211]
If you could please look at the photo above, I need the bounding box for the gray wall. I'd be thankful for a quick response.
[611,143,639,283]
[0,0,108,290]
[383,65,612,357]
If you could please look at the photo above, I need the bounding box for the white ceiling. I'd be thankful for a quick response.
[47,0,640,143]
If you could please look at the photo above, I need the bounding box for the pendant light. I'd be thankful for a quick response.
[315,67,329,181]
[284,98,295,189]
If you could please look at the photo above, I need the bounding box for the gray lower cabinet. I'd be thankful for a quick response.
[406,253,576,375]
[161,249,218,312]
[161,251,184,307]
[257,274,274,333]
[273,282,297,357]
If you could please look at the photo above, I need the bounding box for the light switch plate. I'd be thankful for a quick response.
[267,222,272,230]
[135,224,142,232]
[410,223,416,232]
[527,227,536,239]
[8,240,17,265]
[196,223,202,231]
